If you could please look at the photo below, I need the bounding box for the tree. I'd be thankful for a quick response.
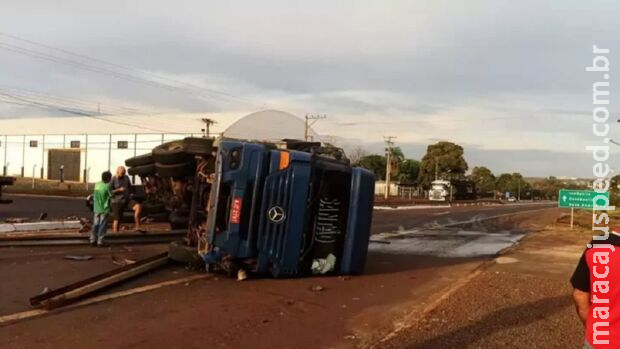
[532,176,562,200]
[417,142,468,189]
[495,172,530,197]
[347,146,368,165]
[390,146,405,162]
[356,155,387,180]
[611,175,620,206]
[495,173,514,194]
[470,166,496,194]
[397,159,421,183]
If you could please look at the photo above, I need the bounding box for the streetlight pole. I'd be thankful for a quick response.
[384,136,396,199]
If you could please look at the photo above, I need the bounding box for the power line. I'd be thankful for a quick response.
[0,91,171,133]
[0,85,150,115]
[0,32,253,102]
[0,33,263,108]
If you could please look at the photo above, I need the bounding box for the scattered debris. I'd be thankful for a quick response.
[111,256,136,266]
[311,254,337,275]
[344,334,357,340]
[5,218,26,224]
[64,255,93,261]
[369,239,391,244]
[495,256,519,264]
[78,217,92,233]
[237,269,248,281]
[310,285,325,292]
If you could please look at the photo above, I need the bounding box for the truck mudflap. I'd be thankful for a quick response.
[339,168,375,274]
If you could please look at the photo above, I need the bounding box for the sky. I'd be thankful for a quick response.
[0,0,618,177]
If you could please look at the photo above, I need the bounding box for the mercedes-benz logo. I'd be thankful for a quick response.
[268,206,286,223]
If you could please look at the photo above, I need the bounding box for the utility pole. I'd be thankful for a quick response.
[435,160,439,181]
[384,136,396,199]
[305,114,327,141]
[201,118,216,138]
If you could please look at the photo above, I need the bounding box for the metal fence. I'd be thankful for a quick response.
[0,133,198,183]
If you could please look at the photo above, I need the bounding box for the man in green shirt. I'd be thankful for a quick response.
[91,171,112,247]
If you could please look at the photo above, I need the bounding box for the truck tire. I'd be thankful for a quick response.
[143,201,166,214]
[168,241,204,269]
[153,141,193,165]
[147,210,170,222]
[125,153,153,167]
[128,163,156,176]
[169,211,190,229]
[155,161,196,178]
[183,137,214,155]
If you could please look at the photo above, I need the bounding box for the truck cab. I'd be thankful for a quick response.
[429,180,450,201]
[203,140,375,278]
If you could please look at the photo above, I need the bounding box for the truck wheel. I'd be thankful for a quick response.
[183,137,214,155]
[147,210,170,222]
[143,201,166,214]
[169,211,190,229]
[125,153,153,167]
[128,163,156,176]
[155,161,196,178]
[168,241,204,269]
[153,141,193,165]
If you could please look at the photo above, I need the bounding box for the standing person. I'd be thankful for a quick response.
[91,171,112,247]
[110,166,143,232]
[571,227,620,348]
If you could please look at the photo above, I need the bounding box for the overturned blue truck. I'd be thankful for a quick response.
[125,138,375,278]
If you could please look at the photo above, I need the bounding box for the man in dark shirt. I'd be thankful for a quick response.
[571,229,620,348]
[110,166,143,232]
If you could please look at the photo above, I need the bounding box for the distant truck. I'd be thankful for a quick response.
[428,179,477,202]
[0,176,15,204]
[428,180,450,201]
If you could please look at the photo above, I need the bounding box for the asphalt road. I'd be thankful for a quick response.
[0,207,564,349]
[1,194,556,230]
[0,194,90,220]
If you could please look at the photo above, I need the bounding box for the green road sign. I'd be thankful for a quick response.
[558,189,610,209]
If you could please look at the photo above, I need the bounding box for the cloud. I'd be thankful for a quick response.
[0,0,619,177]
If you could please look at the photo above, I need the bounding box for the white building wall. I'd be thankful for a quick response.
[0,133,195,183]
